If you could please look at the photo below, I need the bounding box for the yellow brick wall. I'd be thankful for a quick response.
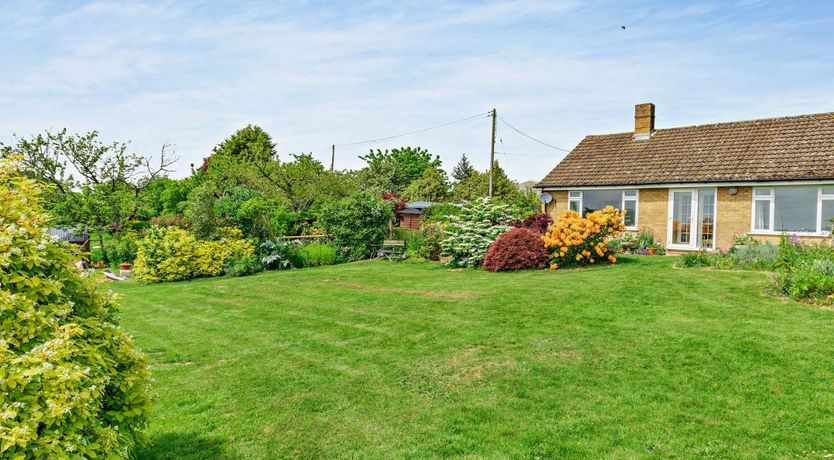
[635,188,667,245]
[544,191,569,221]
[715,186,751,250]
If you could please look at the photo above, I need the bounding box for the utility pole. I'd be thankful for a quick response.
[330,144,335,172]
[489,108,496,198]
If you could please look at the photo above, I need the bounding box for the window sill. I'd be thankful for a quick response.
[749,231,830,237]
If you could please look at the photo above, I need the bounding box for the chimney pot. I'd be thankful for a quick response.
[634,103,655,140]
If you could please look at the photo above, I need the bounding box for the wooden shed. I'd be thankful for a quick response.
[397,201,433,229]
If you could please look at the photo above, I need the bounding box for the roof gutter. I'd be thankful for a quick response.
[535,178,834,191]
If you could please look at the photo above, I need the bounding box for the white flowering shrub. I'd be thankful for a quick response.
[441,198,515,268]
[0,158,151,458]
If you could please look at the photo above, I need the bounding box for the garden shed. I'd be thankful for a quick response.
[397,201,433,229]
[49,227,91,256]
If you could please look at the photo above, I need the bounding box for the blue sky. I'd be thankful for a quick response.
[2,0,833,181]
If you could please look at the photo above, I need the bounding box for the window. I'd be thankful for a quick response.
[752,186,834,234]
[752,188,772,231]
[823,188,834,232]
[567,190,639,230]
[568,191,581,212]
[622,190,638,229]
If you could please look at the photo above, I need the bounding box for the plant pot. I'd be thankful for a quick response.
[118,263,133,270]
[647,248,657,256]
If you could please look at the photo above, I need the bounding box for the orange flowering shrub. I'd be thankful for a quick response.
[541,206,626,269]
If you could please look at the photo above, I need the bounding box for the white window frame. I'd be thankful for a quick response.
[567,190,639,230]
[568,191,582,213]
[622,190,639,231]
[751,186,834,236]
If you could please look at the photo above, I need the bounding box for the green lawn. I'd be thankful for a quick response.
[111,256,834,459]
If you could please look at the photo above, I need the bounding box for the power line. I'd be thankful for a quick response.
[497,116,570,152]
[337,112,490,147]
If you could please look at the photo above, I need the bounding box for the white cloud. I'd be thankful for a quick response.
[1,0,833,182]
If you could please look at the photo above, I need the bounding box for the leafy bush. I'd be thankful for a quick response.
[419,223,444,261]
[318,192,393,261]
[515,213,553,234]
[0,158,151,458]
[441,198,515,268]
[150,213,190,229]
[420,202,459,224]
[775,259,834,301]
[297,243,337,267]
[134,226,254,283]
[729,242,780,269]
[542,207,625,269]
[482,227,550,271]
[259,238,302,269]
[102,232,139,265]
[677,251,718,268]
[224,253,265,277]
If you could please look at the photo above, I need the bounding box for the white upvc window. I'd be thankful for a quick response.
[622,190,639,230]
[567,189,639,230]
[752,186,834,235]
[568,191,582,213]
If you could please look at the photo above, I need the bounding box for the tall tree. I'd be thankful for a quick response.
[211,124,276,163]
[403,167,449,202]
[2,129,176,245]
[451,161,519,202]
[452,153,476,181]
[359,146,442,193]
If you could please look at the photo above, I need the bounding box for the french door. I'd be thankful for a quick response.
[668,188,716,250]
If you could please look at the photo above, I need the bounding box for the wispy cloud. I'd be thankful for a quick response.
[1,0,833,180]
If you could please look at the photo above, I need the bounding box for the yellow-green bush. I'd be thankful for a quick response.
[0,157,152,458]
[134,226,253,283]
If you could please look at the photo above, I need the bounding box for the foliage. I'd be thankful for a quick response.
[184,183,222,239]
[419,224,444,260]
[441,198,515,268]
[2,129,176,237]
[259,239,303,270]
[318,192,393,261]
[210,124,276,163]
[102,231,139,265]
[420,202,460,224]
[297,243,338,267]
[359,146,442,194]
[223,253,265,277]
[403,167,449,202]
[0,157,151,458]
[542,207,625,269]
[382,191,408,215]
[451,153,476,181]
[772,236,834,302]
[150,213,190,229]
[482,227,550,271]
[133,226,254,283]
[515,213,553,234]
[450,161,519,202]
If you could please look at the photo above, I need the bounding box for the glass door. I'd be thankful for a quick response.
[668,188,717,250]
[670,190,695,247]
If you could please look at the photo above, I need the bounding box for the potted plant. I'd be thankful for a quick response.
[118,262,133,270]
[647,246,657,256]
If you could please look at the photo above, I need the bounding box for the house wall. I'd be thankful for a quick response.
[543,186,830,252]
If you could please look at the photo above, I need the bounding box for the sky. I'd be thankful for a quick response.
[2,0,833,181]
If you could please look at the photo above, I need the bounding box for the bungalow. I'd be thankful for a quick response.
[536,104,834,252]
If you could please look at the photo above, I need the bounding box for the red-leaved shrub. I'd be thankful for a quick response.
[482,227,550,271]
[515,213,553,234]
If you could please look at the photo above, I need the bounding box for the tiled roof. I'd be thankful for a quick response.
[537,112,834,187]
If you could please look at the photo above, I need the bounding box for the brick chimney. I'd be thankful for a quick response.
[633,103,655,140]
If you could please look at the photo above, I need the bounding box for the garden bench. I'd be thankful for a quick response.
[376,239,406,261]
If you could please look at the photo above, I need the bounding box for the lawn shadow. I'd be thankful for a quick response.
[134,432,234,460]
